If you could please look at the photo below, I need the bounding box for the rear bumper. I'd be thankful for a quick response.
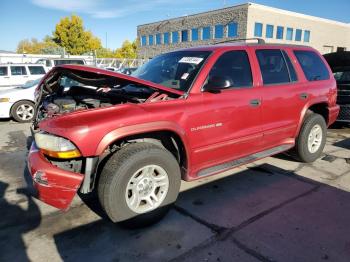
[27,143,84,210]
[336,105,350,122]
[328,105,340,125]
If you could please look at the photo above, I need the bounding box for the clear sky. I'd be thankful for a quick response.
[0,0,349,52]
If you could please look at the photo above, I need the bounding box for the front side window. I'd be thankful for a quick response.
[181,30,188,42]
[156,33,161,45]
[207,51,253,88]
[11,66,27,76]
[149,35,154,46]
[266,24,274,38]
[215,24,224,39]
[254,22,263,37]
[202,26,211,40]
[164,32,169,44]
[276,26,284,39]
[286,28,293,40]
[228,22,238,37]
[141,35,147,46]
[304,30,310,42]
[295,29,302,41]
[133,51,211,92]
[0,67,8,76]
[294,50,330,81]
[192,28,199,41]
[256,49,290,85]
[172,31,179,43]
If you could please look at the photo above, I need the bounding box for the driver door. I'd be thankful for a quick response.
[187,50,263,176]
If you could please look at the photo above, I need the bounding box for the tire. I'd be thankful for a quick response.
[294,113,327,163]
[98,142,181,228]
[11,101,35,123]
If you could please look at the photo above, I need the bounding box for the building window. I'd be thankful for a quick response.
[192,28,199,41]
[156,33,161,45]
[266,24,274,38]
[228,22,238,37]
[181,30,188,42]
[286,28,293,40]
[202,26,211,40]
[172,31,179,43]
[215,24,224,39]
[164,32,169,44]
[303,30,310,42]
[141,35,147,46]
[295,29,302,41]
[149,35,154,45]
[276,26,284,39]
[254,22,263,37]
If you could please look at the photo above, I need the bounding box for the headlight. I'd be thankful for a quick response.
[34,132,81,159]
[0,98,10,102]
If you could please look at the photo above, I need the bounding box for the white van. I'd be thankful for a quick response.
[0,63,47,88]
[36,58,86,70]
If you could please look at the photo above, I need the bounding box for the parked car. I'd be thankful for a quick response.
[0,63,46,88]
[324,51,350,123]
[28,42,339,227]
[0,78,41,122]
[36,58,86,70]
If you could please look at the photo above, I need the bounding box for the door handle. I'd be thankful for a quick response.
[300,93,308,100]
[250,99,261,107]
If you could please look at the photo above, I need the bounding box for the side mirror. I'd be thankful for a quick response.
[202,75,233,93]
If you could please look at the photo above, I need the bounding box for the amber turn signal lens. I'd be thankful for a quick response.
[40,149,81,159]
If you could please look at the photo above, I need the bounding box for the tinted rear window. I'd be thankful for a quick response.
[282,50,298,82]
[54,60,84,66]
[28,66,45,75]
[294,50,329,81]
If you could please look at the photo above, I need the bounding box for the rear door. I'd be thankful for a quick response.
[255,48,306,148]
[9,66,29,86]
[187,49,263,176]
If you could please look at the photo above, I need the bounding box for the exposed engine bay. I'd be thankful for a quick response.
[34,68,180,125]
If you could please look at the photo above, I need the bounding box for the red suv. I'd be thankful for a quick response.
[28,42,339,226]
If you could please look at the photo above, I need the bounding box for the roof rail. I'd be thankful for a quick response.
[214,38,265,45]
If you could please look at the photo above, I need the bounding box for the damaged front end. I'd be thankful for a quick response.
[29,65,183,210]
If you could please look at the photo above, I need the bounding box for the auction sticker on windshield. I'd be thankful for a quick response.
[179,57,204,64]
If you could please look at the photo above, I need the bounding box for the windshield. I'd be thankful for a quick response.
[132,51,211,92]
[20,78,42,89]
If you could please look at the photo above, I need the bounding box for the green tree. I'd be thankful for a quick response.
[52,15,101,55]
[16,37,60,54]
[114,40,138,59]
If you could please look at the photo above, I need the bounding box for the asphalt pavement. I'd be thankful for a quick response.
[0,120,349,262]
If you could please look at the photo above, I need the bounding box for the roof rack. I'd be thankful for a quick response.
[214,38,265,45]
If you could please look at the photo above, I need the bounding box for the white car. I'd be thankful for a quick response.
[0,78,40,122]
[0,64,47,88]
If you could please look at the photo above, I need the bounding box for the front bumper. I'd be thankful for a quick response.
[27,143,84,210]
[336,105,350,122]
[0,102,13,118]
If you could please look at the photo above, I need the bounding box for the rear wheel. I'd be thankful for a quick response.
[11,101,35,123]
[294,113,327,163]
[98,142,181,228]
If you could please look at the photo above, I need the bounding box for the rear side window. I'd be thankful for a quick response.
[28,66,45,75]
[0,67,8,76]
[208,50,253,88]
[294,51,329,81]
[256,49,290,85]
[282,50,298,82]
[11,66,27,75]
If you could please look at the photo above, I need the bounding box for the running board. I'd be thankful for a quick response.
[197,144,293,177]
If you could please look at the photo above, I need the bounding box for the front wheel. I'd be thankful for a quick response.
[294,113,327,163]
[11,101,35,123]
[98,142,181,228]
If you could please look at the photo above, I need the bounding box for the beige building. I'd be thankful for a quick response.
[137,3,350,58]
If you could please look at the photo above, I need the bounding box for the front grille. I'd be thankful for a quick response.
[338,105,350,121]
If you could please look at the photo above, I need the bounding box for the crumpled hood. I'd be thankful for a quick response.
[41,65,184,97]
